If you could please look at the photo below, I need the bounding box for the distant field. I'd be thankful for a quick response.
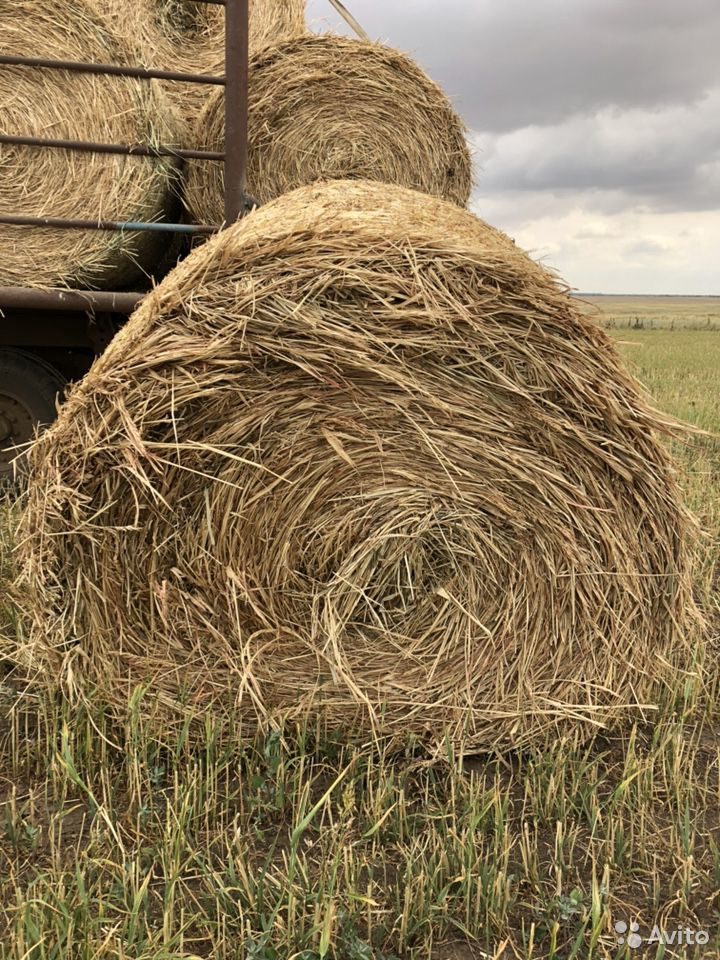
[580,294,720,330]
[611,328,720,432]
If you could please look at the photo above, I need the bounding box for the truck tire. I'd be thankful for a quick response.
[0,350,64,480]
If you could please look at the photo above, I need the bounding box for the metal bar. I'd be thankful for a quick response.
[224,0,249,224]
[0,54,225,86]
[0,287,143,314]
[0,133,225,162]
[326,0,370,41]
[0,214,217,235]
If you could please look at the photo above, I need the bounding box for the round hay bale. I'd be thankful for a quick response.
[15,180,699,751]
[92,0,306,139]
[185,36,472,224]
[0,0,181,290]
[155,0,306,49]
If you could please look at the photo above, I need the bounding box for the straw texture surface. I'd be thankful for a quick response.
[96,0,307,138]
[14,180,699,751]
[0,0,179,289]
[185,36,472,223]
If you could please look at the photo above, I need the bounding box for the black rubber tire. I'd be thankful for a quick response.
[0,350,64,480]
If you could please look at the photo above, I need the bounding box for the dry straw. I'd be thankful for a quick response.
[156,0,306,49]
[92,0,307,138]
[185,36,472,224]
[0,0,180,289]
[14,180,699,752]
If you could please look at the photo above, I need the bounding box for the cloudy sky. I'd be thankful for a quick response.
[305,0,720,294]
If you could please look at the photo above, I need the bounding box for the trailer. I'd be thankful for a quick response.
[0,0,251,479]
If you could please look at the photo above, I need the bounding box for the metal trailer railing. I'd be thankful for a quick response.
[0,0,250,316]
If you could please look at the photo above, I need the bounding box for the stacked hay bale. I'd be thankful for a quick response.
[154,0,306,49]
[91,0,307,140]
[13,181,699,751]
[185,36,472,222]
[100,5,472,217]
[0,0,180,289]
[1,0,472,287]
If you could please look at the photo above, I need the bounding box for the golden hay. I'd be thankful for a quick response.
[153,0,306,49]
[92,0,306,137]
[14,180,700,752]
[0,0,181,289]
[185,36,472,224]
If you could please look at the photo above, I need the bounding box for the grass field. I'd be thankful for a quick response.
[0,316,718,959]
[580,295,720,331]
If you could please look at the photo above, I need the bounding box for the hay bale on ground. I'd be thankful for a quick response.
[185,36,472,224]
[0,0,181,290]
[14,180,699,751]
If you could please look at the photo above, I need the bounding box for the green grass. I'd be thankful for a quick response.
[614,329,720,429]
[0,328,718,960]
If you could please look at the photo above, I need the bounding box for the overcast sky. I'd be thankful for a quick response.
[305,0,720,294]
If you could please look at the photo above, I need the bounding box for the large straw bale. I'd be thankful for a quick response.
[13,181,699,751]
[153,0,306,49]
[93,0,306,136]
[185,36,472,224]
[0,0,181,289]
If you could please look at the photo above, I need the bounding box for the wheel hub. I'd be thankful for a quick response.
[0,393,35,474]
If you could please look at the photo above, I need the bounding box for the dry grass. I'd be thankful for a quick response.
[185,36,472,223]
[12,180,702,754]
[0,0,180,289]
[0,493,17,644]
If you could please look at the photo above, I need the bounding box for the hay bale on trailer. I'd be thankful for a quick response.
[14,180,699,751]
[0,0,181,290]
[152,0,306,50]
[92,0,306,138]
[185,36,472,223]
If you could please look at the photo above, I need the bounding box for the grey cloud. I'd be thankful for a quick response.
[306,0,720,133]
[471,186,638,229]
[573,225,624,241]
[304,0,720,291]
[474,89,720,212]
[623,239,672,258]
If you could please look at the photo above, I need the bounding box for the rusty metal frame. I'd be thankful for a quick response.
[0,288,144,314]
[0,0,249,315]
[0,133,225,163]
[224,0,249,223]
[0,214,216,236]
[0,53,225,86]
